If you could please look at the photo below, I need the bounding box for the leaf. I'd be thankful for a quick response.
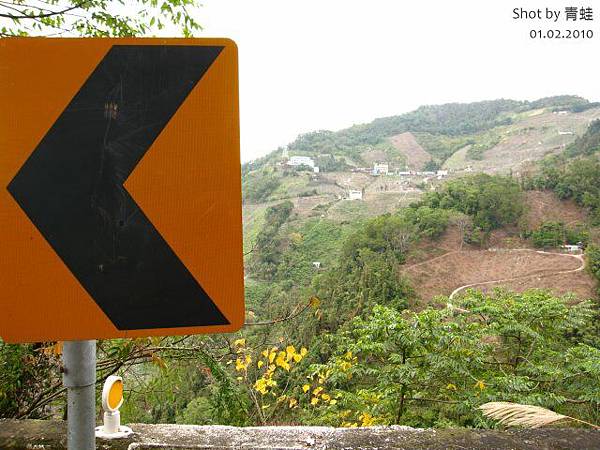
[40,342,63,356]
[53,341,64,355]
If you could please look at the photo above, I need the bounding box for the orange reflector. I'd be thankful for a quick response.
[108,379,123,410]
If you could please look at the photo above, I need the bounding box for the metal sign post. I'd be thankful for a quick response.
[63,340,96,450]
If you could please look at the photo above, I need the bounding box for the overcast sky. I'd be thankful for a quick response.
[190,0,599,161]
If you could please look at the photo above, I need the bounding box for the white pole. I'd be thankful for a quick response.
[63,340,96,450]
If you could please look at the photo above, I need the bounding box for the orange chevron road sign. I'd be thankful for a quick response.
[0,38,244,342]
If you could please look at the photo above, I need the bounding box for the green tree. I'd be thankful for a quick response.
[0,0,200,37]
[242,170,282,204]
[531,221,566,248]
[402,206,450,239]
[341,214,417,264]
[307,289,599,428]
[419,174,524,231]
[250,201,294,279]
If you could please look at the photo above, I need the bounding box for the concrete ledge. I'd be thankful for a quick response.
[1,419,599,449]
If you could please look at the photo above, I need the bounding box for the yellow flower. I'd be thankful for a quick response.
[339,361,352,371]
[275,353,291,371]
[359,413,375,427]
[293,354,302,363]
[321,393,331,401]
[310,397,319,405]
[254,378,268,394]
[312,386,323,396]
[235,358,246,372]
[235,354,252,372]
[233,338,246,347]
[288,398,298,408]
[300,347,308,357]
[474,380,485,391]
[446,383,457,391]
[329,399,337,405]
[257,360,264,368]
[302,384,311,393]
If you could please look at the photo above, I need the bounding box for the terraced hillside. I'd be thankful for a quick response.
[442,107,600,173]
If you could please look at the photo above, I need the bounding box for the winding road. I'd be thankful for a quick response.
[448,249,585,299]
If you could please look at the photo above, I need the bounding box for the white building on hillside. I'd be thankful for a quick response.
[287,156,315,168]
[373,162,389,175]
[436,170,448,177]
[348,190,363,200]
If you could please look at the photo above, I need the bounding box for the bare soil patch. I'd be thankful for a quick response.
[403,249,594,303]
[389,132,431,170]
[524,190,587,228]
[360,148,388,166]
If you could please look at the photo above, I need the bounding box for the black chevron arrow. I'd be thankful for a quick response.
[7,45,230,330]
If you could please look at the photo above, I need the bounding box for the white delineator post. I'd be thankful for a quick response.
[62,340,96,450]
[95,375,133,439]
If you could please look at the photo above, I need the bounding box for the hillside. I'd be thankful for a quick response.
[242,97,600,252]
[442,107,600,173]
[242,96,600,317]
[396,189,595,302]
[244,95,600,173]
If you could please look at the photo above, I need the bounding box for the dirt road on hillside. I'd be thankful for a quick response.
[448,249,585,299]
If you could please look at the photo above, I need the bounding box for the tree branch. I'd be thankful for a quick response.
[0,0,88,19]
